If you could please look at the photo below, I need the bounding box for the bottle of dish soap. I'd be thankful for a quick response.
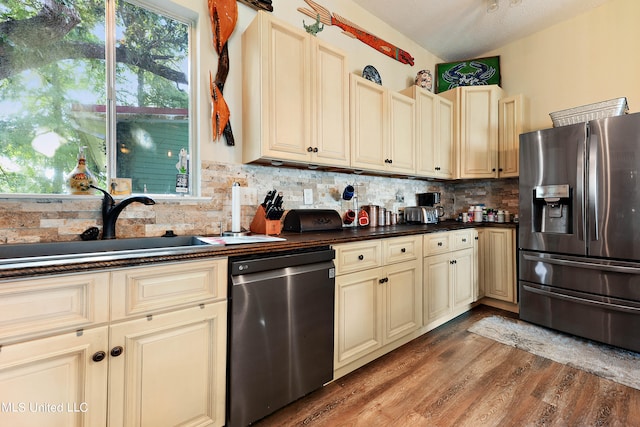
[66,146,95,195]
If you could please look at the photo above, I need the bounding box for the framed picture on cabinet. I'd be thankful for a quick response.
[435,56,501,93]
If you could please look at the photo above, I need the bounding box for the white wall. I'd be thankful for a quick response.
[485,0,639,131]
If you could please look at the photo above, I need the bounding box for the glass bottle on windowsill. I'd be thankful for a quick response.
[66,146,96,195]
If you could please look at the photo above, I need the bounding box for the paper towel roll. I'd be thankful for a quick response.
[231,182,241,232]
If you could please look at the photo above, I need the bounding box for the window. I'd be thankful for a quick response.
[0,0,193,195]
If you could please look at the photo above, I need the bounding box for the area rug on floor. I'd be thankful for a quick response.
[468,315,640,390]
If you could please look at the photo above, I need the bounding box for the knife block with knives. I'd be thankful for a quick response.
[250,190,284,235]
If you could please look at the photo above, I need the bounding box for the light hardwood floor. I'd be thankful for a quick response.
[254,306,640,426]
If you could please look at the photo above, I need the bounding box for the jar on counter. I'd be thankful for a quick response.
[468,206,475,223]
[497,210,505,223]
[487,211,495,222]
[474,206,483,223]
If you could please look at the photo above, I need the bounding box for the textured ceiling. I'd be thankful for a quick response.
[351,0,613,61]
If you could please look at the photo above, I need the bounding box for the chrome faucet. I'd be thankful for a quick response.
[90,185,155,240]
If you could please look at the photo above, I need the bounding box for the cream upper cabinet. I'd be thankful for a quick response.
[387,91,416,173]
[498,94,525,177]
[400,86,454,178]
[242,11,349,167]
[349,75,386,171]
[440,85,504,179]
[350,74,416,174]
[480,227,517,304]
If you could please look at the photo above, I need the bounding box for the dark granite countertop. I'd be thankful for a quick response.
[0,220,517,280]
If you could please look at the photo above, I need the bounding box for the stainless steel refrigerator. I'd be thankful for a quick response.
[519,112,640,353]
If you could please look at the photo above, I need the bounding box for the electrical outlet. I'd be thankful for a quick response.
[303,189,313,205]
[396,191,405,203]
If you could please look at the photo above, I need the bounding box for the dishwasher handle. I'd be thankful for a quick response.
[230,247,334,275]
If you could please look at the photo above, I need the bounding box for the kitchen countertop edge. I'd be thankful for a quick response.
[0,221,517,280]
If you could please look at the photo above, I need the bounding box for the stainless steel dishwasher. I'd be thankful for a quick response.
[227,246,336,427]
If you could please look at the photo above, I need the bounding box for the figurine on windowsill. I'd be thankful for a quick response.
[66,146,96,195]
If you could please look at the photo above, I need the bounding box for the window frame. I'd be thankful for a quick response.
[0,0,200,199]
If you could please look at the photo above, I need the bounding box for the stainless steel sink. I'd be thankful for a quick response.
[0,236,218,269]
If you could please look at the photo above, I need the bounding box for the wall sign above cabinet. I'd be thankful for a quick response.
[297,0,414,66]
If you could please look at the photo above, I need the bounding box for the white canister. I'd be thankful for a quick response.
[474,206,483,223]
[462,212,469,223]
[497,210,505,223]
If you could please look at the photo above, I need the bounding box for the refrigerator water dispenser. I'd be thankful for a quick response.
[533,184,572,234]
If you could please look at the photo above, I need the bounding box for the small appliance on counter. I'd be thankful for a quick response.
[406,192,445,224]
[404,206,440,224]
[282,209,342,232]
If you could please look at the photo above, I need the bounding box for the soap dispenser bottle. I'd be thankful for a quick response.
[66,146,96,195]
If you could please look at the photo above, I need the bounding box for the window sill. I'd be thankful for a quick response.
[0,194,211,203]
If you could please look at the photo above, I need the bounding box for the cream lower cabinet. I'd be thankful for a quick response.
[0,259,227,427]
[423,229,478,329]
[108,303,226,427]
[0,326,108,427]
[333,236,421,376]
[479,227,517,307]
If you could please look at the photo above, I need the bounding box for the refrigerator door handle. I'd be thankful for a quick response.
[523,284,640,314]
[576,132,586,242]
[588,133,599,241]
[522,253,640,274]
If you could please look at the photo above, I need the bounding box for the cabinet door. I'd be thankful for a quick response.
[498,94,524,177]
[350,74,386,170]
[383,260,421,344]
[476,228,485,300]
[436,96,454,178]
[387,92,416,173]
[108,303,227,427]
[0,327,108,427]
[423,253,451,325]
[483,228,516,303]
[412,86,438,176]
[313,39,350,167]
[452,248,475,308]
[459,86,501,178]
[243,12,311,163]
[334,269,383,368]
[402,86,453,179]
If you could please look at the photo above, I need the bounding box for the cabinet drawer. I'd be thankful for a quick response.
[451,229,476,250]
[334,241,382,275]
[423,233,451,256]
[111,259,227,320]
[383,236,421,264]
[0,272,110,344]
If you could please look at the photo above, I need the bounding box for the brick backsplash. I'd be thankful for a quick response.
[0,161,519,244]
